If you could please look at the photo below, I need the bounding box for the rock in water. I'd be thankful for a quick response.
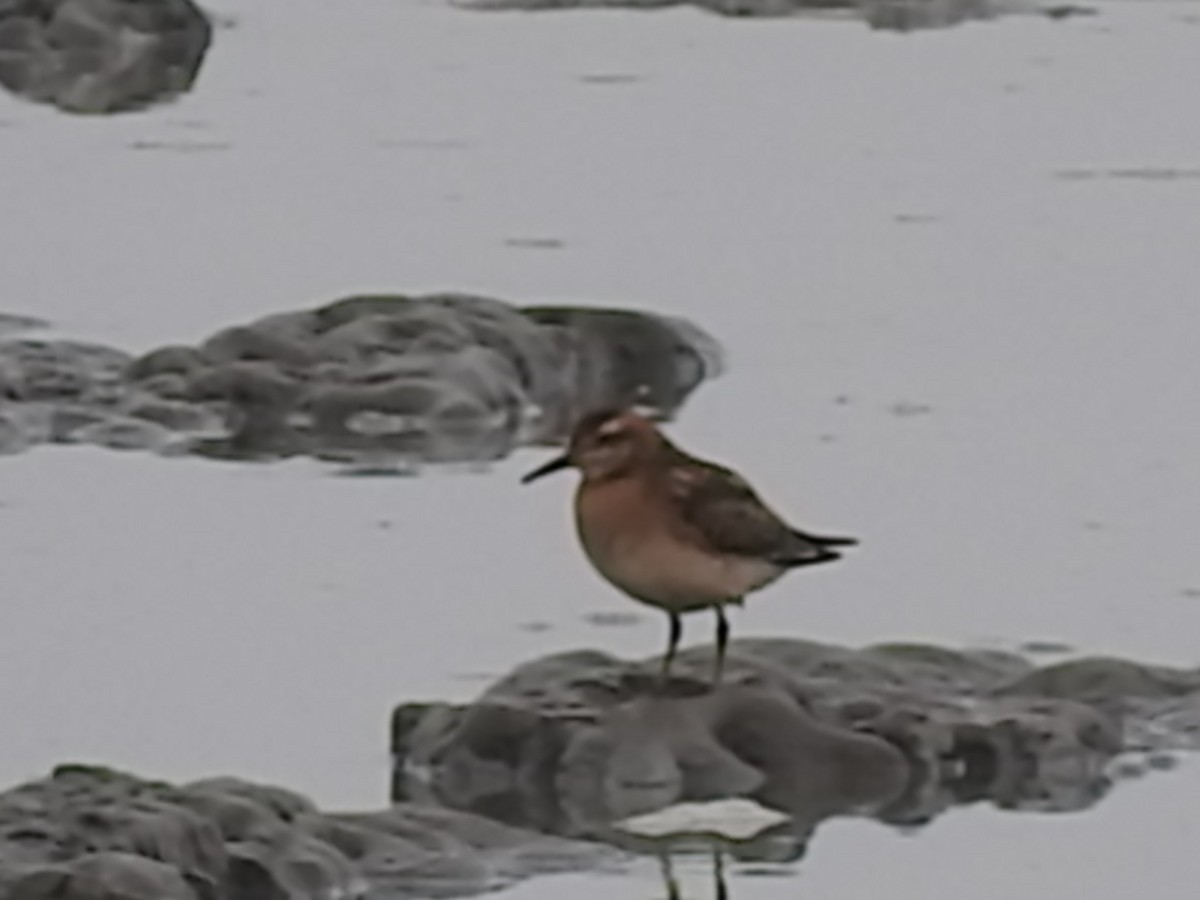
[458,0,1096,30]
[0,313,49,336]
[393,638,1200,849]
[0,765,610,899]
[6,853,198,900]
[0,0,212,114]
[0,293,724,467]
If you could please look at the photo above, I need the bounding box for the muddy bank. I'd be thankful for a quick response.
[393,639,1200,844]
[0,294,722,468]
[457,0,1095,32]
[0,765,610,900]
[0,642,1195,898]
[0,0,212,114]
[0,0,1097,120]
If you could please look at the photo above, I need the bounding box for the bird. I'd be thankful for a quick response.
[521,409,857,685]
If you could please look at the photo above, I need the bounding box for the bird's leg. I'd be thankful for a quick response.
[713,604,732,686]
[657,848,680,900]
[660,611,682,686]
[713,843,728,900]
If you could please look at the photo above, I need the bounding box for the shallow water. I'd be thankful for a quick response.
[510,759,1200,899]
[2,0,1199,895]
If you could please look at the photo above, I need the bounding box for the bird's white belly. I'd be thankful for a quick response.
[581,528,783,613]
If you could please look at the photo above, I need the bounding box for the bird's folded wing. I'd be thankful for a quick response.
[667,459,797,559]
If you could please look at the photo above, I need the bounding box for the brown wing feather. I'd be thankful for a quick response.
[665,449,854,566]
[666,455,791,557]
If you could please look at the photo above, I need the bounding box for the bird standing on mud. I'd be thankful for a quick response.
[521,409,857,684]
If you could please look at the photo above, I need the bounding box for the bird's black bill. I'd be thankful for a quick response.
[520,453,571,484]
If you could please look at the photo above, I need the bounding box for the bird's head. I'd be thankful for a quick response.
[521,409,664,484]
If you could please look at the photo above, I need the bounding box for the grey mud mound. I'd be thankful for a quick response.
[455,0,1095,32]
[0,314,49,337]
[0,765,610,900]
[393,639,1200,855]
[1,648,1195,899]
[0,0,212,114]
[0,293,723,467]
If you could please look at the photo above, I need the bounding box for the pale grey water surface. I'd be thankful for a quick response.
[2,0,1200,896]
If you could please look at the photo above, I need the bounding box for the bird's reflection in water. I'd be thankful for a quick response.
[608,809,812,900]
[657,844,727,900]
[391,646,1173,900]
[651,834,806,900]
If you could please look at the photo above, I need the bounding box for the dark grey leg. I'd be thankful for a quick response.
[658,849,680,900]
[713,605,731,685]
[660,611,682,683]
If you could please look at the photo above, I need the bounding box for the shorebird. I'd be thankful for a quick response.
[521,409,857,684]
